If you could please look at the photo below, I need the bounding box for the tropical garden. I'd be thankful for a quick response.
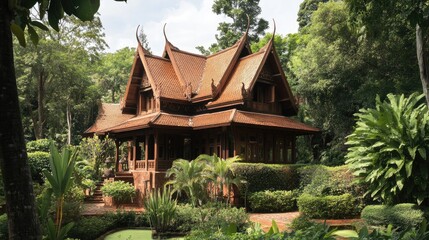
[1,0,429,239]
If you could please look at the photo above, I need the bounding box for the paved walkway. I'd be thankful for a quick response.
[82,203,361,232]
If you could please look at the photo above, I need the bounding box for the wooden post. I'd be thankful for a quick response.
[145,134,149,171]
[132,137,137,170]
[154,130,158,171]
[115,140,120,172]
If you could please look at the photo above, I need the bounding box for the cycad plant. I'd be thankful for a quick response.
[165,159,207,206]
[42,143,77,240]
[346,93,429,205]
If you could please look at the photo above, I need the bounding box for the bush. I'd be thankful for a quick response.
[231,163,301,193]
[28,151,50,183]
[361,204,424,229]
[0,214,7,239]
[297,193,360,219]
[67,215,115,240]
[26,139,51,152]
[186,206,249,239]
[101,180,136,205]
[249,190,296,213]
[144,187,177,233]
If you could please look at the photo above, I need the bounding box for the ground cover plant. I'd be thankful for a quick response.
[101,180,136,206]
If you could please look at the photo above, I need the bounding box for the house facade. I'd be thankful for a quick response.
[85,28,319,200]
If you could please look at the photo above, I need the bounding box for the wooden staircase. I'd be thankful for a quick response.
[114,171,134,184]
[84,182,104,203]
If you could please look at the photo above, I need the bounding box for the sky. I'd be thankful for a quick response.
[98,0,303,55]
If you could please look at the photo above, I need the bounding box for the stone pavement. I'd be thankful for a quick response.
[82,203,361,232]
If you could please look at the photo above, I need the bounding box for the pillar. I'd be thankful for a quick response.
[115,140,120,172]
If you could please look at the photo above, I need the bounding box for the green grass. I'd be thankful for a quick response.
[103,229,184,240]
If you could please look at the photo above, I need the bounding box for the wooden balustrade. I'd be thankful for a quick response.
[135,160,145,169]
[148,160,155,170]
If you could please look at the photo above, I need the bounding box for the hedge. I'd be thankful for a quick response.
[361,204,424,228]
[231,163,302,193]
[28,151,50,183]
[26,139,51,152]
[249,190,296,213]
[297,193,360,219]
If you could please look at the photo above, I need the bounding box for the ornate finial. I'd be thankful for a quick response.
[211,79,217,96]
[136,25,142,48]
[241,82,248,98]
[163,23,168,42]
[245,14,250,35]
[185,82,193,101]
[272,19,276,39]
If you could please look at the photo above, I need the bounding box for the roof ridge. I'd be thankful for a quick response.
[207,39,241,58]
[171,48,207,59]
[145,54,171,62]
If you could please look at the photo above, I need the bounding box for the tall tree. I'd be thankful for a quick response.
[290,1,420,164]
[93,47,135,103]
[297,0,329,29]
[197,0,268,54]
[1,1,124,238]
[346,0,429,106]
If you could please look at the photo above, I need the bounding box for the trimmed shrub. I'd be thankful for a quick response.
[232,163,302,193]
[28,151,50,183]
[67,215,115,240]
[249,190,296,213]
[297,193,359,219]
[101,180,136,205]
[26,139,51,152]
[361,204,424,228]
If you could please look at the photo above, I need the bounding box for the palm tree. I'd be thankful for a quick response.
[165,159,207,206]
[198,154,241,205]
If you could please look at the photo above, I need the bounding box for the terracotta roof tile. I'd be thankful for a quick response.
[84,103,133,134]
[106,113,158,133]
[192,110,235,129]
[144,56,186,100]
[233,110,319,133]
[169,49,206,90]
[196,44,241,99]
[152,113,191,127]
[207,51,266,107]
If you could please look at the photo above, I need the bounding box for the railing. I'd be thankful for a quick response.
[135,160,145,169]
[148,160,155,170]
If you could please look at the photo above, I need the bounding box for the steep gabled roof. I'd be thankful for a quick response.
[193,35,248,102]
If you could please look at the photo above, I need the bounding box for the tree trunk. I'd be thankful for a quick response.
[66,103,72,145]
[416,23,429,106]
[111,88,115,103]
[36,70,46,139]
[0,1,41,239]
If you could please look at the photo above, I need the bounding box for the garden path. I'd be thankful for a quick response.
[82,204,361,233]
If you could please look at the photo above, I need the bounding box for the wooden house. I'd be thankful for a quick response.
[85,27,319,201]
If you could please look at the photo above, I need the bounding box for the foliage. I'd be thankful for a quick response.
[289,215,315,231]
[92,47,135,103]
[248,190,296,213]
[197,0,268,54]
[67,211,144,240]
[298,165,364,198]
[27,139,51,152]
[297,193,360,219]
[290,1,421,161]
[144,187,177,233]
[101,180,136,205]
[198,154,241,205]
[231,163,301,193]
[76,135,115,181]
[166,158,207,206]
[297,0,329,29]
[28,151,51,183]
[186,206,249,239]
[42,143,77,239]
[346,93,429,205]
[361,204,425,229]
